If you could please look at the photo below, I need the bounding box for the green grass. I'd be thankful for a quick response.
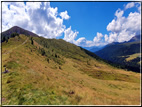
[79,67,139,83]
[4,61,20,69]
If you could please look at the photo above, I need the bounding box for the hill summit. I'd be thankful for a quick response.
[1,26,38,42]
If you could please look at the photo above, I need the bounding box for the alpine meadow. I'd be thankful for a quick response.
[1,1,141,106]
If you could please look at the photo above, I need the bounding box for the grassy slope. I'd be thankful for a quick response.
[2,35,141,105]
[125,53,140,62]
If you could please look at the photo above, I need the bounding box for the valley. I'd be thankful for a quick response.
[95,38,141,73]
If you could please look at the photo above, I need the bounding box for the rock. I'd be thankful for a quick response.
[3,70,9,73]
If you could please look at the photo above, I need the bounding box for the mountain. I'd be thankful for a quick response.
[127,35,140,42]
[1,26,38,42]
[82,46,104,52]
[1,26,140,105]
[89,46,104,52]
[95,35,141,73]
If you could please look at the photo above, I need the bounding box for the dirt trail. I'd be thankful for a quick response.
[3,37,29,55]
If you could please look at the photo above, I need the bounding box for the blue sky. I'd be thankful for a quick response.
[50,2,140,40]
[51,2,124,40]
[2,1,141,48]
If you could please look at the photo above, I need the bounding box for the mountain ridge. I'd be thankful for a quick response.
[1,26,38,42]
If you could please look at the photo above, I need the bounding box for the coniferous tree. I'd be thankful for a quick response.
[31,37,34,45]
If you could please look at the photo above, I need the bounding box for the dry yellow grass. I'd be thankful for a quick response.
[126,53,140,61]
[1,35,141,105]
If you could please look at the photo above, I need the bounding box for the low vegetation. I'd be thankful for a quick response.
[2,34,140,105]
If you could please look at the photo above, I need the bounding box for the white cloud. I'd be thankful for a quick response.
[136,2,141,12]
[2,2,29,31]
[124,2,141,12]
[26,2,42,10]
[108,32,117,43]
[93,32,103,43]
[60,11,70,20]
[2,2,71,39]
[104,34,108,42]
[75,37,87,46]
[63,26,79,42]
[106,5,141,43]
[74,32,106,47]
[125,2,135,9]
[75,37,95,47]
[115,9,124,18]
[107,9,125,33]
[117,29,135,42]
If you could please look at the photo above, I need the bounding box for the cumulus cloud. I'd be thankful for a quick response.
[107,9,125,33]
[60,11,70,20]
[124,2,141,12]
[106,3,141,43]
[74,32,106,47]
[93,32,103,43]
[125,2,135,9]
[2,2,29,31]
[75,37,87,46]
[104,34,109,42]
[115,9,124,18]
[2,2,70,38]
[75,37,96,47]
[63,26,79,43]
[108,32,117,43]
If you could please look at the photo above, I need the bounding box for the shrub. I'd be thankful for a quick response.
[11,32,19,38]
[39,48,46,56]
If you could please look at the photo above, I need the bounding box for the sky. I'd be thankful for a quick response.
[1,1,141,48]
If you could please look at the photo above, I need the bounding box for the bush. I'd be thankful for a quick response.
[47,58,50,63]
[59,66,62,70]
[39,48,46,56]
[2,36,8,42]
[11,32,19,38]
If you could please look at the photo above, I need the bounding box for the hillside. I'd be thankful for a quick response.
[1,26,38,42]
[95,36,141,73]
[1,27,140,105]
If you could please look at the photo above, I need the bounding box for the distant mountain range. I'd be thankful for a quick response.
[89,46,104,52]
[83,46,104,52]
[95,35,141,72]
[85,35,140,52]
